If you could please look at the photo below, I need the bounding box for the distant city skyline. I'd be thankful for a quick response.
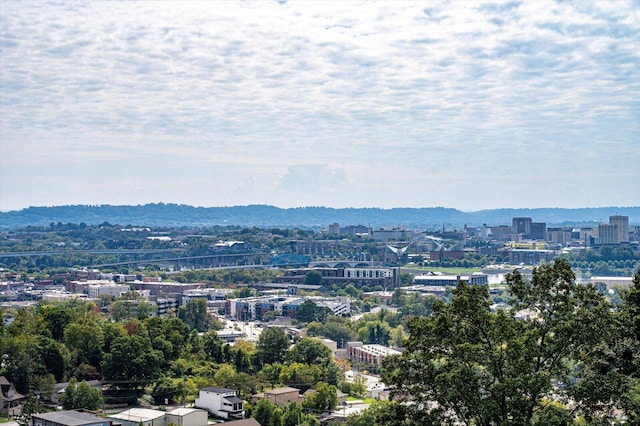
[1,1,639,212]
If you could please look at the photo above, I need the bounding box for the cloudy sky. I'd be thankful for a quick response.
[1,1,638,212]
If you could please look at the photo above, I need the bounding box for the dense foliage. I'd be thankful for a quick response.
[382,260,640,425]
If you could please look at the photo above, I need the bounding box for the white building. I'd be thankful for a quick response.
[166,408,208,426]
[590,276,635,290]
[41,291,89,302]
[87,283,130,298]
[227,295,351,321]
[182,288,231,306]
[194,387,244,420]
[108,408,167,426]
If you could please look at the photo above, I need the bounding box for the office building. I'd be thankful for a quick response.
[598,223,619,245]
[609,215,629,243]
[512,217,532,237]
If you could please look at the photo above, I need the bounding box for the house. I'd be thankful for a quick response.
[166,408,208,426]
[0,376,25,416]
[194,387,244,420]
[251,387,302,407]
[32,410,112,426]
[108,408,167,426]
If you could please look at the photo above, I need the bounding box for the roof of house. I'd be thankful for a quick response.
[108,408,166,422]
[200,386,236,394]
[223,395,244,404]
[168,408,206,417]
[264,387,300,395]
[0,376,25,402]
[33,410,106,426]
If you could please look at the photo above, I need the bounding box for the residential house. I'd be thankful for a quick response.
[251,387,303,407]
[194,387,244,420]
[0,376,25,416]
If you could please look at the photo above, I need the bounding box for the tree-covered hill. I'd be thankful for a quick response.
[1,203,639,229]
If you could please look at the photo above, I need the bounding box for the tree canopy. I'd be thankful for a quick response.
[383,259,634,425]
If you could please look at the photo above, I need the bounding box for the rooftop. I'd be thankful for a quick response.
[34,410,106,426]
[109,408,166,422]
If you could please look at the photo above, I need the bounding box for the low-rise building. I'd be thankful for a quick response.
[227,295,351,321]
[33,411,111,426]
[251,387,303,407]
[87,283,130,298]
[194,387,244,420]
[590,276,635,290]
[166,408,208,426]
[108,408,167,426]
[413,273,488,286]
[347,342,401,366]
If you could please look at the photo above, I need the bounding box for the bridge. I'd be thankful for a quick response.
[308,260,384,268]
[0,249,181,258]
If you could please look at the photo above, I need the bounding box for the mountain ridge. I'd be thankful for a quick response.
[1,204,638,229]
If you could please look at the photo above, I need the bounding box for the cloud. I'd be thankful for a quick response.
[0,1,638,211]
[277,165,350,193]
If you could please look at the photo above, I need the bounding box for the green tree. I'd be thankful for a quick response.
[178,299,210,332]
[356,320,390,345]
[304,270,323,285]
[257,327,290,366]
[568,269,640,422]
[64,318,105,370]
[252,398,283,426]
[302,382,338,412]
[383,259,613,425]
[345,400,425,426]
[14,395,42,426]
[60,378,104,411]
[288,337,333,365]
[101,334,164,384]
[282,402,320,426]
[280,362,322,391]
[388,325,406,348]
[259,363,283,389]
[38,305,73,341]
[296,300,328,323]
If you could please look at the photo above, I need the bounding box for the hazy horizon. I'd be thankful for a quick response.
[3,203,639,215]
[1,1,638,211]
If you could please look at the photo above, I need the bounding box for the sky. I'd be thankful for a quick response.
[1,1,639,212]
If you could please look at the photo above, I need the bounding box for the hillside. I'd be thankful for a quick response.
[1,204,639,229]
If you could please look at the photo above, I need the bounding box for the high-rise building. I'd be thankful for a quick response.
[609,215,629,243]
[598,223,619,245]
[530,222,547,240]
[512,217,532,237]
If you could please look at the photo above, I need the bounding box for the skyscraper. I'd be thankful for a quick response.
[598,223,619,245]
[512,217,532,237]
[609,215,629,243]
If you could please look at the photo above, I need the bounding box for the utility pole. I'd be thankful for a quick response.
[182,375,186,406]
